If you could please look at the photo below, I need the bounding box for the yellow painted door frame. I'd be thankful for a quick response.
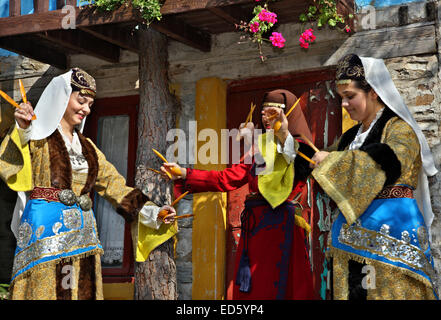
[192,77,227,299]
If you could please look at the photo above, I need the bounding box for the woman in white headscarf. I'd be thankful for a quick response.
[310,54,438,300]
[0,68,176,300]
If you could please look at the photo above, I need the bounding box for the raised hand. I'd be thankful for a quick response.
[15,102,35,129]
[157,205,176,224]
[161,162,187,180]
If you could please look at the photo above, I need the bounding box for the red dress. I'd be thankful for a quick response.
[174,142,315,300]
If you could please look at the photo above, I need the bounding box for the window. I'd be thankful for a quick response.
[83,95,139,282]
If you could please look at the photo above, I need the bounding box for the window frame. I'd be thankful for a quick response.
[83,95,139,283]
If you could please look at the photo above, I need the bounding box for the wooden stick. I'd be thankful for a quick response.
[152,148,168,163]
[297,151,316,165]
[158,191,190,221]
[266,112,279,120]
[19,79,27,104]
[272,97,301,132]
[245,102,256,124]
[285,97,301,117]
[299,133,319,153]
[19,80,37,120]
[152,148,182,177]
[0,90,21,109]
[171,191,189,206]
[175,214,195,220]
[0,89,36,120]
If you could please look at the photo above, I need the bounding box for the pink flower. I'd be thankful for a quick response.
[299,28,316,49]
[301,29,316,42]
[299,37,307,48]
[249,21,260,33]
[345,26,351,33]
[258,9,278,24]
[270,32,286,48]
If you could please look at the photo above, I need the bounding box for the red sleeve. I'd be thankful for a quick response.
[175,163,251,194]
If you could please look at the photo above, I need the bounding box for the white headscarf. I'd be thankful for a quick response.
[11,69,88,237]
[360,57,438,238]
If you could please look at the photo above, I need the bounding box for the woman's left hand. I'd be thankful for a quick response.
[310,151,330,168]
[262,107,289,143]
[157,205,176,224]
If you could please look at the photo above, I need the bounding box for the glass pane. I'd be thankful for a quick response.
[94,115,129,268]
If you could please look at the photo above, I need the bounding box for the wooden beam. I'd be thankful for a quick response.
[152,15,211,52]
[79,25,139,53]
[324,22,436,65]
[0,35,67,69]
[161,0,254,15]
[207,5,250,25]
[37,29,120,63]
[0,4,142,38]
[9,0,21,17]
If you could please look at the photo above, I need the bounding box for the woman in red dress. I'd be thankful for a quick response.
[163,89,316,300]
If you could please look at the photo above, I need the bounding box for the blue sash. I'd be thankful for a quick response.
[11,199,102,282]
[331,197,436,288]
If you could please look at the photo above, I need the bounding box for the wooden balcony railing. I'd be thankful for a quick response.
[0,0,354,69]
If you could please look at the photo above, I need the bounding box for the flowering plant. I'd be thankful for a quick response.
[93,0,162,25]
[298,0,353,49]
[236,0,285,62]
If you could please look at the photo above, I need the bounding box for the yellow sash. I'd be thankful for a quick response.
[2,126,33,191]
[135,219,178,262]
[257,133,295,209]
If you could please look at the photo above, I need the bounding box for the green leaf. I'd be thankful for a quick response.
[328,18,336,27]
[308,5,317,14]
[299,13,308,22]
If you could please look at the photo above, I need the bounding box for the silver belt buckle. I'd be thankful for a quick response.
[58,189,77,206]
[78,194,93,211]
[58,189,92,211]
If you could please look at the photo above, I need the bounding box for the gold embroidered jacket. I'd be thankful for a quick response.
[312,117,436,300]
[0,126,149,299]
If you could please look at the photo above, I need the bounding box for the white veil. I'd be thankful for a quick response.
[11,69,88,237]
[360,57,438,238]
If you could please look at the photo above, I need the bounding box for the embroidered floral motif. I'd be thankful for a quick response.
[36,225,45,239]
[52,222,62,235]
[63,208,82,230]
[17,222,32,248]
[338,222,435,281]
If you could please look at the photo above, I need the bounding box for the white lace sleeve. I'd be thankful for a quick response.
[139,205,162,230]
[276,133,296,164]
[15,121,32,146]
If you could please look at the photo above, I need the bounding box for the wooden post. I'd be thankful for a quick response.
[9,0,21,17]
[134,26,179,300]
[33,0,49,13]
[192,78,227,299]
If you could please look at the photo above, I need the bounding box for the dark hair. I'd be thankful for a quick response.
[352,79,385,105]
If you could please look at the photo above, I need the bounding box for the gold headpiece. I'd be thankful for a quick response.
[262,102,285,109]
[71,67,96,98]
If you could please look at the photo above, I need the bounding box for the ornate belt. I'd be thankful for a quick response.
[30,187,93,211]
[375,185,413,199]
[245,192,264,201]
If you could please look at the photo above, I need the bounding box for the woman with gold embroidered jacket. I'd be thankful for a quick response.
[161,89,317,300]
[0,68,176,300]
[310,54,438,299]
